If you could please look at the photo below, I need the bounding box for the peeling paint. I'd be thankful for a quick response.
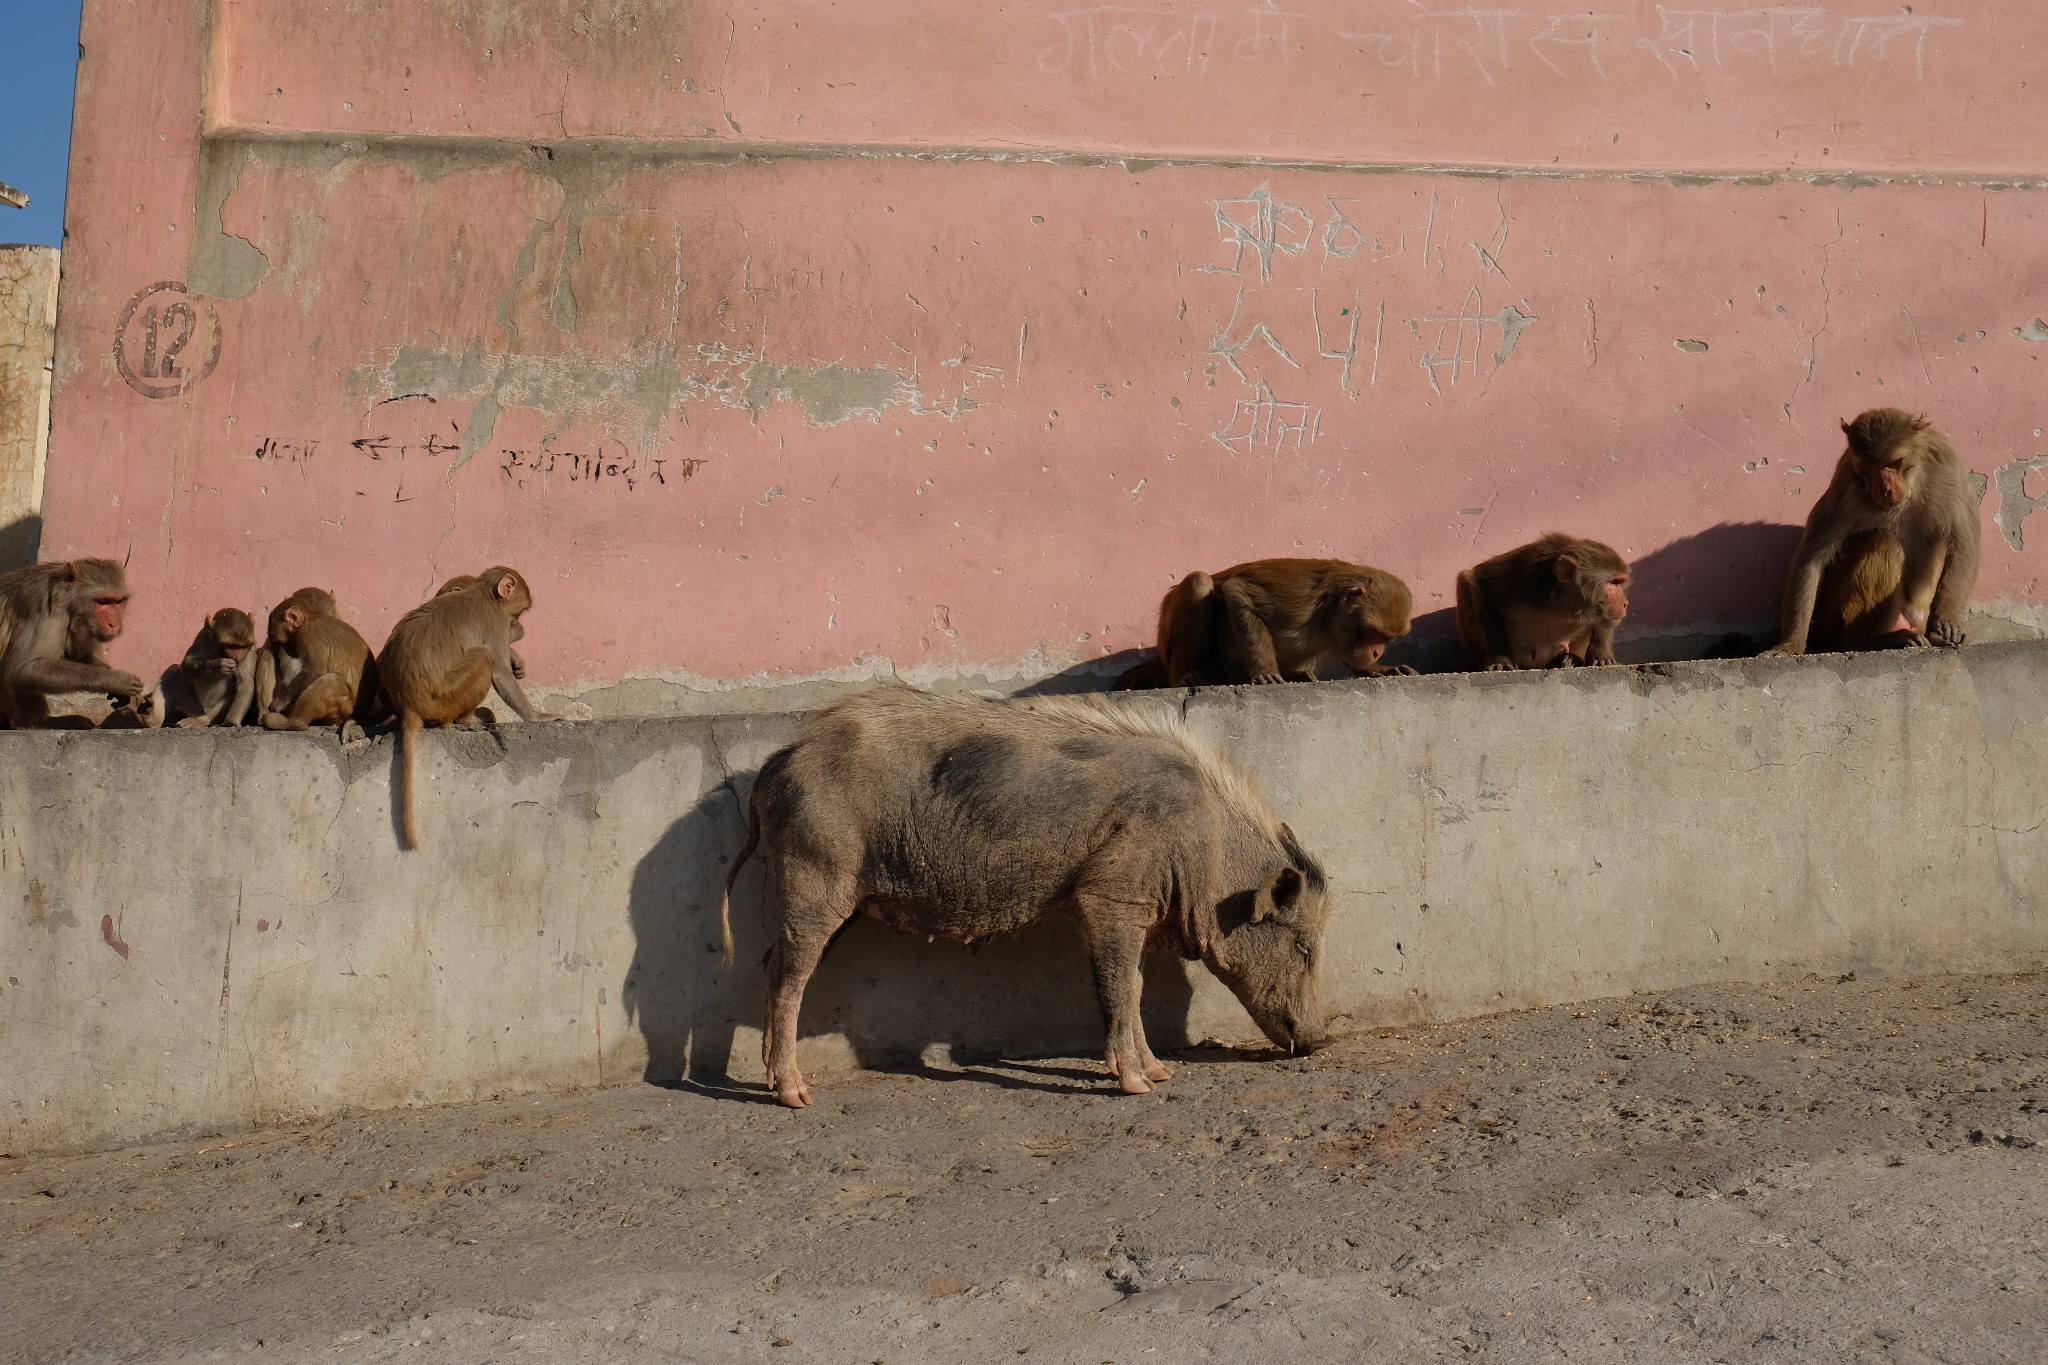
[741,360,900,426]
[2014,319,2048,342]
[188,144,271,300]
[351,338,684,462]
[1994,455,2048,551]
[1675,339,1710,354]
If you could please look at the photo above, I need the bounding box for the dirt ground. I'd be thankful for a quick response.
[5,972,2046,1364]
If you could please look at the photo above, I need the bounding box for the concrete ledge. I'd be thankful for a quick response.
[5,645,2046,1154]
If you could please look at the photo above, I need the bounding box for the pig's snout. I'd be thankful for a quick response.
[1263,1007,1330,1056]
[1285,1015,1331,1055]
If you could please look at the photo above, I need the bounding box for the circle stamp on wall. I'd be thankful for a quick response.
[113,281,220,399]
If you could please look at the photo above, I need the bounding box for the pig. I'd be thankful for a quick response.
[720,683,1332,1108]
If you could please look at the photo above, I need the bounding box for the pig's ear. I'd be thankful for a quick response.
[1256,866,1303,921]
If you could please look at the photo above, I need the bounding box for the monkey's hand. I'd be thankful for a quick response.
[176,716,213,729]
[1483,656,1518,672]
[1583,650,1618,667]
[1757,645,1802,659]
[213,657,241,677]
[1285,669,1319,683]
[1248,670,1286,685]
[1362,664,1420,677]
[1925,619,1967,648]
[105,670,146,699]
[1549,653,1582,669]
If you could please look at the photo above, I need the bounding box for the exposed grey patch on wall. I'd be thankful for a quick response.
[2015,319,2048,342]
[352,338,685,462]
[187,143,271,300]
[741,360,901,426]
[1994,455,2048,551]
[1675,339,1710,353]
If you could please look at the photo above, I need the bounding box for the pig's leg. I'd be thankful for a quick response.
[1077,901,1171,1094]
[762,868,851,1108]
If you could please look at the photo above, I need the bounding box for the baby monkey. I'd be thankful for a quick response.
[153,607,258,727]
[1456,533,1631,670]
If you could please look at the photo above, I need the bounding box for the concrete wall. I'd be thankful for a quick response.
[0,244,55,570]
[6,647,2046,1155]
[38,0,2048,714]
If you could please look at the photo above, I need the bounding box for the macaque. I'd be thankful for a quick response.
[0,559,144,728]
[1133,558,1416,688]
[436,575,525,681]
[1764,409,1981,656]
[379,566,547,849]
[254,588,377,732]
[148,608,258,727]
[242,587,337,724]
[1456,533,1631,670]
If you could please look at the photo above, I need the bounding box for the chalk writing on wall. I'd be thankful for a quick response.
[1343,6,1962,83]
[1196,182,1541,453]
[1037,4,1965,85]
[1039,1,1299,80]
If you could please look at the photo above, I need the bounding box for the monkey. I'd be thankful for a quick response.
[0,559,145,728]
[435,575,526,682]
[240,587,336,725]
[254,589,377,732]
[1763,409,1981,656]
[1137,558,1416,688]
[1455,533,1631,670]
[378,566,548,849]
[146,608,258,727]
[1111,655,1171,691]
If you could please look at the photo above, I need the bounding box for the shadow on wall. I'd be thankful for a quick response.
[0,515,40,573]
[1627,521,1803,641]
[623,770,1197,1099]
[1065,523,1804,685]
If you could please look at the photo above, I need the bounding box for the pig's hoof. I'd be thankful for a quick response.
[1117,1074,1154,1095]
[1143,1059,1174,1083]
[775,1083,812,1108]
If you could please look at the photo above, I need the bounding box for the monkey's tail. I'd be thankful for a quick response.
[719,790,761,965]
[396,711,424,850]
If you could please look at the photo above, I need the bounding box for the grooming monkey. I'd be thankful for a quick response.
[0,558,144,728]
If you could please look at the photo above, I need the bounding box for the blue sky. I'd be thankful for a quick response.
[0,1,84,247]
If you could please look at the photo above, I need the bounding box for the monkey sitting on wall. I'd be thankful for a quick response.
[0,558,145,728]
[144,608,258,727]
[379,566,548,849]
[1455,533,1631,670]
[252,588,378,732]
[1120,558,1416,688]
[1764,408,1981,656]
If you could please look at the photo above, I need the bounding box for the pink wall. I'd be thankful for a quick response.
[46,0,2048,697]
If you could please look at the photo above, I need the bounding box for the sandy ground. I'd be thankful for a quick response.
[5,971,2046,1364]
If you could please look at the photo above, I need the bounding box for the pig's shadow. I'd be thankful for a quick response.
[624,775,1197,1103]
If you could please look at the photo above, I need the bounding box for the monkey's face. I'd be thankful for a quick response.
[1857,452,1914,510]
[1597,572,1630,624]
[1336,580,1411,670]
[90,591,128,643]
